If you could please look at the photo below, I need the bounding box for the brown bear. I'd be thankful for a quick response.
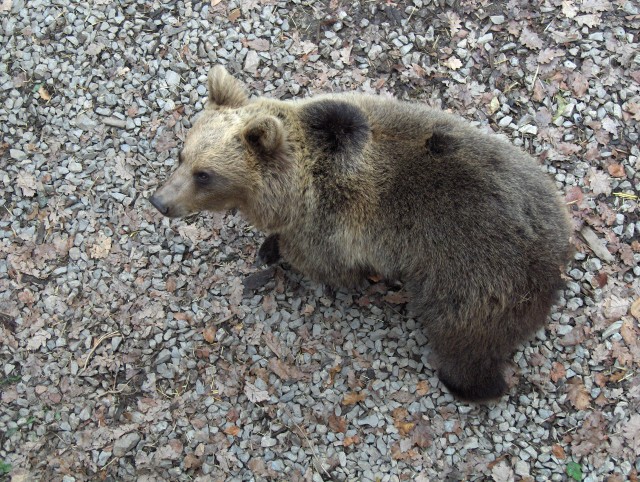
[150,66,571,402]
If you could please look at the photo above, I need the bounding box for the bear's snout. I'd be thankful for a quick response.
[149,194,170,216]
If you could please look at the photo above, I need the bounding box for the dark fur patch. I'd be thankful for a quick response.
[257,234,281,265]
[301,100,370,154]
[439,366,507,402]
[425,129,458,154]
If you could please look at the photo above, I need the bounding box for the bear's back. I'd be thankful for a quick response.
[294,94,571,290]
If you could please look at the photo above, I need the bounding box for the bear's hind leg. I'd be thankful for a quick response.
[424,288,556,402]
[435,347,508,402]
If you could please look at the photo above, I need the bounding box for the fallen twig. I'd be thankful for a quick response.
[579,226,615,263]
[81,331,122,373]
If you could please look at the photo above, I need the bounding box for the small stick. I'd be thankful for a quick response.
[81,331,121,372]
[530,65,539,92]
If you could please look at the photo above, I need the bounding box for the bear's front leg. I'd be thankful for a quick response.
[257,234,281,265]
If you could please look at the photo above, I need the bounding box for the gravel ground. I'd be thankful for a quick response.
[1,0,640,481]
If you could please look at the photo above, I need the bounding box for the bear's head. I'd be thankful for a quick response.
[149,66,291,222]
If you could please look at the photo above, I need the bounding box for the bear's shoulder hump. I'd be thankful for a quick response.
[300,98,370,154]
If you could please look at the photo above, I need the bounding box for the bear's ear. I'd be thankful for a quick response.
[243,116,286,159]
[207,65,249,108]
[425,127,459,154]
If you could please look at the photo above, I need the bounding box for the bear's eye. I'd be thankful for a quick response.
[194,171,211,186]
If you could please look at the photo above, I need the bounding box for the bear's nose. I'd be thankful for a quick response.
[149,195,169,216]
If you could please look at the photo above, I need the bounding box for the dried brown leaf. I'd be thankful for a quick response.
[203,326,216,344]
[620,244,635,266]
[411,420,432,448]
[177,224,211,244]
[630,298,640,321]
[569,72,589,96]
[114,157,134,180]
[228,276,243,308]
[562,183,584,208]
[567,378,591,410]
[552,443,566,459]
[604,295,629,319]
[244,381,270,403]
[228,8,241,22]
[16,172,38,197]
[594,125,610,145]
[609,368,627,382]
[595,392,610,407]
[301,304,315,316]
[224,425,240,436]
[520,27,543,50]
[26,330,51,351]
[18,289,35,304]
[491,461,515,482]
[343,435,361,447]
[534,107,551,127]
[574,13,601,27]
[572,411,608,457]
[444,57,462,70]
[247,458,275,477]
[263,332,286,358]
[538,48,564,64]
[38,85,51,101]
[396,421,415,437]
[532,79,546,102]
[392,407,409,421]
[594,272,608,288]
[586,169,612,196]
[342,392,366,405]
[560,326,585,346]
[391,408,414,435]
[623,414,640,455]
[391,440,418,461]
[444,11,462,37]
[154,132,178,152]
[580,0,610,13]
[184,454,202,470]
[340,45,352,64]
[328,414,347,433]
[594,372,608,387]
[412,63,427,78]
[489,97,500,115]
[623,102,640,121]
[416,380,430,396]
[612,341,633,366]
[584,143,601,161]
[607,163,625,178]
[562,0,578,18]
[529,352,546,367]
[157,439,183,460]
[165,277,177,292]
[550,362,566,382]
[382,291,410,304]
[89,233,112,259]
[268,358,308,381]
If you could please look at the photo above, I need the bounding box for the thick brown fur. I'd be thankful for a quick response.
[150,66,572,402]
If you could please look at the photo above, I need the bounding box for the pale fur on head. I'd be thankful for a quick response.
[149,66,298,228]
